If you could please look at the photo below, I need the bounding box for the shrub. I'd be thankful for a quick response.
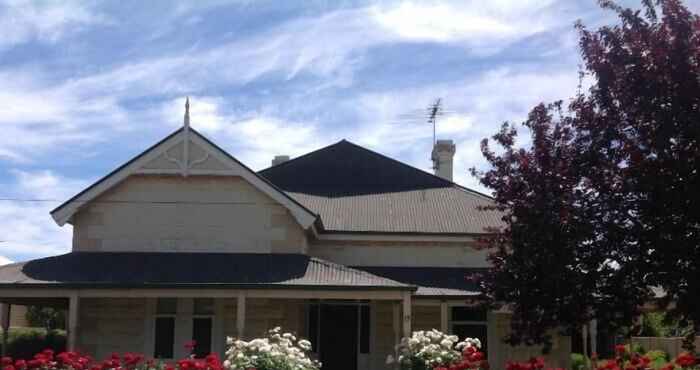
[387,329,486,370]
[571,353,589,370]
[223,327,319,370]
[2,328,65,360]
[0,347,223,370]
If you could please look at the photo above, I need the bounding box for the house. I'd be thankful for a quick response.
[0,101,571,369]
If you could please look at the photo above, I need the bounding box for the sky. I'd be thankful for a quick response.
[1,0,698,263]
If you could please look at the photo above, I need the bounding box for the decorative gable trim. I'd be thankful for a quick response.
[50,128,318,228]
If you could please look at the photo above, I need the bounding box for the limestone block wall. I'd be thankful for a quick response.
[242,298,306,339]
[72,175,307,254]
[370,301,397,370]
[488,312,571,370]
[412,305,441,332]
[308,243,489,268]
[77,298,148,359]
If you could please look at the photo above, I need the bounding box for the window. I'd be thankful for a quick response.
[450,306,488,352]
[154,298,177,358]
[192,318,213,358]
[192,298,214,358]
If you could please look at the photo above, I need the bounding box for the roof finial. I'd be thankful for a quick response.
[184,96,190,129]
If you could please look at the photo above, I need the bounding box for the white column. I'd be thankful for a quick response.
[68,293,80,351]
[392,303,400,370]
[236,292,246,339]
[589,319,598,356]
[1,304,10,356]
[392,302,400,344]
[402,292,411,338]
[440,301,449,333]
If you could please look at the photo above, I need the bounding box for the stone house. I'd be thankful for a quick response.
[0,102,570,369]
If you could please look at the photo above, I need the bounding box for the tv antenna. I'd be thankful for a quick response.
[427,98,443,145]
[391,98,452,145]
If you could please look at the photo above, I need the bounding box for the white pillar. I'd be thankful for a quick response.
[589,319,598,356]
[236,292,246,339]
[392,303,400,343]
[68,293,80,351]
[1,304,10,356]
[440,301,449,333]
[402,292,411,338]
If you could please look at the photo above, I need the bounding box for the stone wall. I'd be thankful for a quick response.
[72,176,307,254]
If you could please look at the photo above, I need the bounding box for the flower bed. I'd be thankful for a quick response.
[518,344,698,370]
[0,327,317,370]
[388,329,487,370]
[0,349,222,370]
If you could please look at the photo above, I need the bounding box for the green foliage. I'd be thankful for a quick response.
[25,306,66,332]
[631,343,646,355]
[1,328,66,359]
[639,312,694,338]
[645,350,670,370]
[571,353,589,370]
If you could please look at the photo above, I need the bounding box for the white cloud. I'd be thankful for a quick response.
[0,0,111,49]
[0,170,87,260]
[0,256,12,266]
[344,65,580,191]
[0,0,579,163]
[371,0,561,53]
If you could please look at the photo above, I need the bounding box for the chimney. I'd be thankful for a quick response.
[431,140,456,181]
[271,155,290,166]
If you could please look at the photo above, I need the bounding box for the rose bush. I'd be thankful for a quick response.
[520,344,698,370]
[223,327,319,370]
[0,348,223,370]
[387,329,486,370]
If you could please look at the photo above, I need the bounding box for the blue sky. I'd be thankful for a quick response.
[1,0,698,263]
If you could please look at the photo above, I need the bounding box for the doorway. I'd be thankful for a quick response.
[320,304,358,370]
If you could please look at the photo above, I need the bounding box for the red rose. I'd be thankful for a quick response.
[615,345,626,354]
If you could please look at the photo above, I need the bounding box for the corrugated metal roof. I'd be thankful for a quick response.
[353,266,485,297]
[0,252,413,290]
[259,140,503,234]
[289,187,500,234]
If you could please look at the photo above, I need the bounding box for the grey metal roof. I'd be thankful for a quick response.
[259,140,503,234]
[353,266,485,297]
[289,187,501,234]
[0,252,413,290]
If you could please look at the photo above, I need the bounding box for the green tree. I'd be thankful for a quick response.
[25,306,65,332]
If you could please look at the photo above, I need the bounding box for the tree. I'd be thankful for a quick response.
[472,0,700,350]
[25,306,66,332]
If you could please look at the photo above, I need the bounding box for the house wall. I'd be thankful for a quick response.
[77,298,149,359]
[71,175,307,254]
[308,243,489,267]
[488,312,571,370]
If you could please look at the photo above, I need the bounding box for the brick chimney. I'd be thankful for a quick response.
[271,155,290,166]
[431,140,456,181]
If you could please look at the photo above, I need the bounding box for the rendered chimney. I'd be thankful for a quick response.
[271,155,290,166]
[431,140,456,181]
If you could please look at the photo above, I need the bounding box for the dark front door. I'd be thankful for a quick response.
[320,304,358,370]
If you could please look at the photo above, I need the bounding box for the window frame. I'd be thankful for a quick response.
[191,299,215,358]
[153,299,177,360]
[448,304,488,349]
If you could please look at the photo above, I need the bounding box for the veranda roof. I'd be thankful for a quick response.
[0,252,413,290]
[354,266,485,298]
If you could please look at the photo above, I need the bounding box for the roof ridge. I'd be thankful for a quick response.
[337,140,494,199]
[258,139,347,174]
